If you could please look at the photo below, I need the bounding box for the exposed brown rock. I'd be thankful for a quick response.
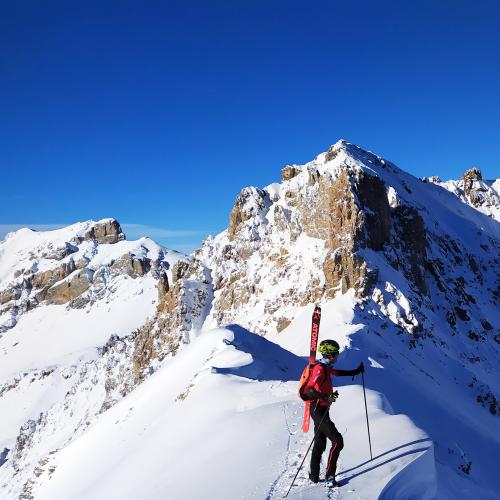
[0,287,21,304]
[276,317,291,332]
[31,260,77,289]
[308,168,320,186]
[158,271,169,300]
[79,219,125,245]
[299,168,363,251]
[325,142,345,162]
[45,269,93,305]
[132,322,158,382]
[463,168,482,183]
[273,205,292,233]
[281,166,299,182]
[462,168,483,207]
[110,254,150,278]
[323,249,378,297]
[157,281,181,318]
[214,279,252,317]
[172,260,190,282]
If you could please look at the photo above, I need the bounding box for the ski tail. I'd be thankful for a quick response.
[302,401,312,432]
[302,305,321,433]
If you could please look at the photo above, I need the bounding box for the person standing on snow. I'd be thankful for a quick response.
[304,339,364,488]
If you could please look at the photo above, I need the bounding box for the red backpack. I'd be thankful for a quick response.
[298,362,326,401]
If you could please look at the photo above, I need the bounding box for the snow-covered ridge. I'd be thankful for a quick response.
[423,168,500,222]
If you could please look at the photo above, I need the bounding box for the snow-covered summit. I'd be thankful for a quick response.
[0,218,190,335]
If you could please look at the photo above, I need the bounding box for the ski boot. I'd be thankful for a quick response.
[309,472,320,484]
[325,476,339,488]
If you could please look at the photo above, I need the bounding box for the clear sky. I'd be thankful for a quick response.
[1,0,499,252]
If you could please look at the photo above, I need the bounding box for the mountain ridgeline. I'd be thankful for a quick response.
[0,140,499,499]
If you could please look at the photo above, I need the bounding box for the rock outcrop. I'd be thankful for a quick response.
[428,168,500,221]
[44,269,94,305]
[78,219,125,245]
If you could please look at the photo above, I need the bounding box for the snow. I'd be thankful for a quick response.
[29,324,433,500]
[432,176,500,222]
[0,221,97,284]
[0,274,157,380]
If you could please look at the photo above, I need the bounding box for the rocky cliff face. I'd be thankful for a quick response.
[196,139,499,417]
[0,219,210,344]
[195,141,433,334]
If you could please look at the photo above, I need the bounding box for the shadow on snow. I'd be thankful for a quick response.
[211,324,305,382]
[339,438,432,475]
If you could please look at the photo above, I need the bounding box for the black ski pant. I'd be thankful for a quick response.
[310,403,344,479]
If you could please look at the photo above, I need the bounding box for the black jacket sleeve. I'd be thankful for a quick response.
[333,368,358,377]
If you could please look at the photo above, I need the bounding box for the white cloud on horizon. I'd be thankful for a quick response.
[120,224,209,239]
[0,223,213,250]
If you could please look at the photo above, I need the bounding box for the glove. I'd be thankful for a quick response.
[327,391,339,403]
[356,362,365,375]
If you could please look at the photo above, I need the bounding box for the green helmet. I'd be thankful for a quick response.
[318,339,340,358]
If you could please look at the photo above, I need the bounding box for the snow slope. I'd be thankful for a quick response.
[28,315,433,500]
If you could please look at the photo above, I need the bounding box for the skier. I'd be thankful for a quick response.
[304,339,364,488]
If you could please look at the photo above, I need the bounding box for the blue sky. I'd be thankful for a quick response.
[1,0,499,252]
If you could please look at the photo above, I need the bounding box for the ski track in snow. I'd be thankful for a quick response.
[267,401,340,500]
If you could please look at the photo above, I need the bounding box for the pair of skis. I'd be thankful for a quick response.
[302,305,321,433]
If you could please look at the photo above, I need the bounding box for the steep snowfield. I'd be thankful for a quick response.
[0,276,157,380]
[27,311,433,500]
[0,274,157,453]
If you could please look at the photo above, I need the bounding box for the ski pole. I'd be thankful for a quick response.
[284,405,330,498]
[361,371,373,461]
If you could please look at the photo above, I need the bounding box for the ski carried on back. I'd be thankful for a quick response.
[301,305,321,432]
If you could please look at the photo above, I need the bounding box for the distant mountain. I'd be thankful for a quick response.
[1,141,499,499]
[423,168,500,221]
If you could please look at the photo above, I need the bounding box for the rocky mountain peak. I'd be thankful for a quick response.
[460,167,498,211]
[462,167,482,182]
[0,219,183,333]
[77,218,125,245]
[196,141,439,334]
